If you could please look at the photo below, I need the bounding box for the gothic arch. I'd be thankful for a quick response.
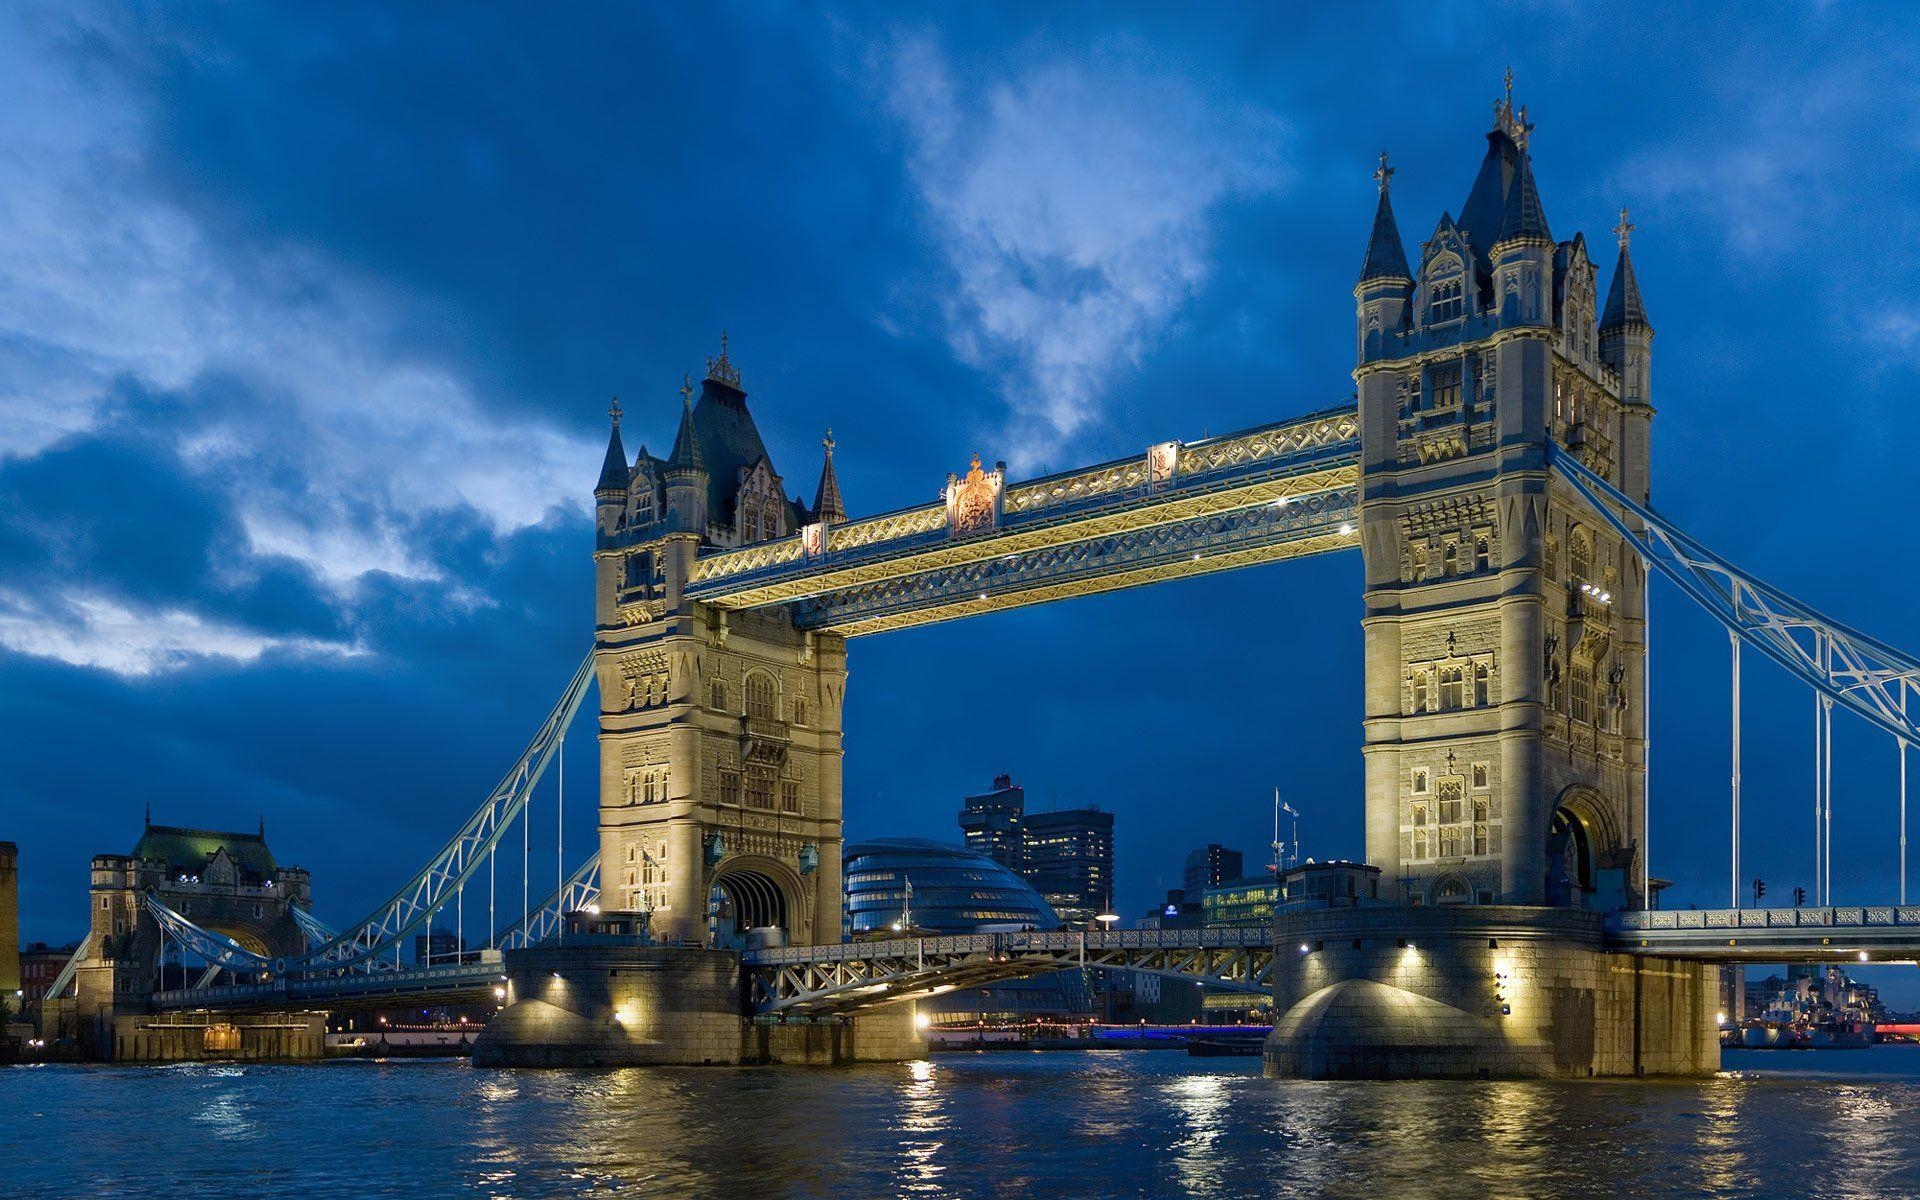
[712,854,806,936]
[743,669,780,721]
[1429,873,1472,906]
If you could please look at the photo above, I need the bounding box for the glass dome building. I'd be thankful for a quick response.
[842,837,1089,1023]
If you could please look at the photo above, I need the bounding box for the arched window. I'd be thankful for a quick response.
[1473,662,1492,707]
[1474,534,1492,573]
[745,673,777,721]
[1411,543,1429,582]
[1439,666,1466,710]
[1411,672,1430,713]
[1569,526,1593,587]
[1429,276,1464,323]
[1442,541,1459,576]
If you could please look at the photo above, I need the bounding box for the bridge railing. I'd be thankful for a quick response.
[743,926,1274,967]
[1608,906,1920,932]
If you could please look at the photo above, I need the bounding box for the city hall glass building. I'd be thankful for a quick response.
[842,838,1088,1022]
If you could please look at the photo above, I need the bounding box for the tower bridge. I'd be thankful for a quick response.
[35,86,1920,1077]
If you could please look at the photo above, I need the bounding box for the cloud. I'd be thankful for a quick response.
[878,35,1289,464]
[0,8,599,674]
[0,589,361,676]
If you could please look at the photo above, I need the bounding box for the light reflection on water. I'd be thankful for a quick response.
[5,1048,1920,1199]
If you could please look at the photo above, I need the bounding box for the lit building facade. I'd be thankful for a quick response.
[1183,844,1244,906]
[957,774,1025,871]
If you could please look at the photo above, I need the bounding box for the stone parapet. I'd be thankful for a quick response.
[1263,905,1717,1079]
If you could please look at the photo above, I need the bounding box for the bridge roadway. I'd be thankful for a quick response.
[144,907,1920,1017]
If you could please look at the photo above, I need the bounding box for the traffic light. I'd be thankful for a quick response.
[1793,886,1807,907]
[1753,878,1766,903]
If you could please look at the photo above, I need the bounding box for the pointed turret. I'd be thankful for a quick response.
[1494,152,1552,246]
[812,428,846,524]
[665,381,705,477]
[1359,153,1411,284]
[663,375,710,534]
[1600,210,1650,332]
[1600,208,1654,416]
[1355,153,1414,364]
[595,397,630,497]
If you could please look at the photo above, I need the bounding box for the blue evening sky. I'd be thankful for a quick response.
[3,4,1918,997]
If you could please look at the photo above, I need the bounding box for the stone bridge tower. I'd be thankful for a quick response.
[592,342,848,946]
[1354,89,1654,908]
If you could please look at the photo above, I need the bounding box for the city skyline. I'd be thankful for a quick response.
[5,5,1920,1005]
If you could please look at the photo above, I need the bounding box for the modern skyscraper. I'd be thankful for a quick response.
[957,774,1025,871]
[1182,844,1244,906]
[1022,808,1114,925]
[956,776,1115,925]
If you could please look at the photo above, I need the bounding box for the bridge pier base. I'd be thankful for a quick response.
[96,1010,326,1063]
[473,941,925,1067]
[1262,906,1718,1079]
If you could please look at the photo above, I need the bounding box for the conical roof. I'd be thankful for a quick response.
[1601,244,1650,331]
[595,402,630,495]
[666,387,705,477]
[1495,153,1552,246]
[812,431,846,523]
[1359,188,1411,283]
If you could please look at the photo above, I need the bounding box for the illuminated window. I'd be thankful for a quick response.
[1430,277,1464,323]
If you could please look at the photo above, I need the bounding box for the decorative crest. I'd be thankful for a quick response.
[679,374,694,408]
[823,427,836,456]
[704,331,741,389]
[1614,206,1635,250]
[1374,151,1395,195]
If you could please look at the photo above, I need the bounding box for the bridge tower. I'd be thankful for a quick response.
[1355,89,1654,908]
[592,344,848,946]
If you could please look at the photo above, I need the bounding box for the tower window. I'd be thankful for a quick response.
[1442,539,1460,576]
[1439,666,1466,710]
[1430,278,1464,324]
[1430,361,1462,410]
[1411,768,1431,794]
[1474,534,1492,573]
[1570,527,1594,587]
[745,673,777,721]
[1473,662,1492,707]
[1570,665,1594,725]
[1411,671,1430,714]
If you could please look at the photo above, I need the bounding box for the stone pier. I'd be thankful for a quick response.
[1263,905,1718,1079]
[101,1010,327,1063]
[473,939,924,1067]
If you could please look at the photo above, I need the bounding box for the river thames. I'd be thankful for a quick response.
[3,1048,1918,1198]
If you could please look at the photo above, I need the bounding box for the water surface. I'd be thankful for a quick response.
[4,1048,1918,1198]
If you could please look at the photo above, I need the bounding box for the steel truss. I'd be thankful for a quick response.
[277,653,595,975]
[142,893,273,980]
[40,932,92,1001]
[1551,445,1920,747]
[491,853,600,951]
[746,929,1276,1016]
[791,486,1359,635]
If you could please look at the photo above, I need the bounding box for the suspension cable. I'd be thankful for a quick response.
[558,732,566,946]
[1903,688,1910,906]
[1732,631,1742,909]
[1814,689,1825,906]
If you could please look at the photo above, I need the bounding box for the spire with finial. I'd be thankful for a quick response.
[812,427,846,524]
[595,395,631,496]
[1601,205,1650,331]
[665,374,706,477]
[1495,143,1552,246]
[1358,150,1412,284]
[1493,66,1533,149]
[704,330,742,390]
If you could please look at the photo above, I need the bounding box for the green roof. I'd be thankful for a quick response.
[132,824,277,883]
